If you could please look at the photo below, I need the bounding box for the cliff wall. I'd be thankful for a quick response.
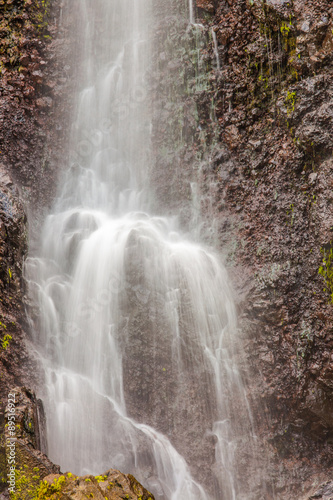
[0,0,332,498]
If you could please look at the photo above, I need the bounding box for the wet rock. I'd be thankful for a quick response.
[295,100,333,153]
[0,0,332,498]
[309,172,318,184]
[183,0,333,496]
[3,387,60,499]
[38,470,155,500]
[247,0,293,21]
[31,70,44,83]
[308,481,333,499]
[4,387,43,449]
[224,125,240,149]
[249,139,262,150]
[0,167,28,491]
[36,97,53,108]
[0,0,75,492]
[196,0,215,14]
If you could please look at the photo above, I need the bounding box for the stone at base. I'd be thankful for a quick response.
[38,469,155,500]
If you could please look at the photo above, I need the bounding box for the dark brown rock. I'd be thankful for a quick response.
[196,0,215,13]
[150,0,333,497]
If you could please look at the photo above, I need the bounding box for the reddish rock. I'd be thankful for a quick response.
[196,0,215,13]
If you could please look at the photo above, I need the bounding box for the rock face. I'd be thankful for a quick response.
[0,0,333,498]
[186,0,333,496]
[0,0,76,493]
[9,469,155,500]
[0,170,31,491]
[306,481,333,500]
[0,0,77,235]
[147,0,333,497]
[3,387,60,499]
[35,470,155,500]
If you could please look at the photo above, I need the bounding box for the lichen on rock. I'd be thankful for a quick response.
[32,469,155,500]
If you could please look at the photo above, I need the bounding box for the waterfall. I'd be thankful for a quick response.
[189,0,194,25]
[212,29,221,71]
[25,0,254,498]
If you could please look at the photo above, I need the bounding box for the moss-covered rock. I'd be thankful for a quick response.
[32,469,154,500]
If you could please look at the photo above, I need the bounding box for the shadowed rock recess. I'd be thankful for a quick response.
[0,0,332,498]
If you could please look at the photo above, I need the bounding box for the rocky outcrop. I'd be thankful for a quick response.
[187,0,333,497]
[0,0,76,232]
[306,481,333,500]
[2,387,60,499]
[0,169,30,492]
[33,470,155,500]
[146,0,333,497]
[0,0,76,493]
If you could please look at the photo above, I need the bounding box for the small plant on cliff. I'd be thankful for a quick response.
[286,203,295,226]
[286,91,296,116]
[95,475,107,482]
[1,334,12,350]
[319,246,333,303]
[28,0,51,35]
[34,475,67,499]
[280,21,292,36]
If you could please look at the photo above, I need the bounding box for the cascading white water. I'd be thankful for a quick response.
[189,0,194,25]
[25,1,253,499]
[212,29,221,71]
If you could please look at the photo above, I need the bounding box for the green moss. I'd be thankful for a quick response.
[319,246,333,303]
[0,0,51,72]
[286,90,296,116]
[9,467,41,500]
[245,4,298,112]
[95,475,107,483]
[1,334,12,350]
[29,0,51,34]
[32,475,66,499]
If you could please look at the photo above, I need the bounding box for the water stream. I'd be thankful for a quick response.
[25,1,253,498]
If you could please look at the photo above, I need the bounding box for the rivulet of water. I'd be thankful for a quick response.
[25,1,254,498]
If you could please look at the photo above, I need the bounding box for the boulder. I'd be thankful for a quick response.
[35,469,155,500]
